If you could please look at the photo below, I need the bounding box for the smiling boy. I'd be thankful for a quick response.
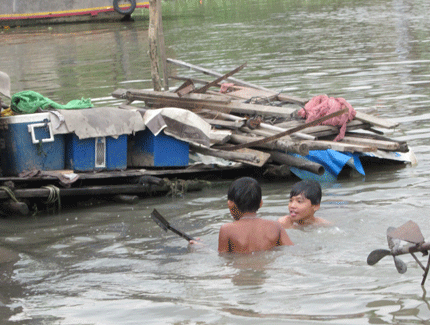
[278,180,330,229]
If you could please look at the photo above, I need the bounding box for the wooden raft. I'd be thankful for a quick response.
[112,58,408,178]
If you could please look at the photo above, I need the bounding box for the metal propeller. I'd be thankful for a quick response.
[367,220,430,286]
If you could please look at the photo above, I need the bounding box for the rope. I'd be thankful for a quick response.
[165,179,188,197]
[42,185,61,212]
[0,186,19,203]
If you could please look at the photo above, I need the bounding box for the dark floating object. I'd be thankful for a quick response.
[151,209,195,242]
[367,220,430,286]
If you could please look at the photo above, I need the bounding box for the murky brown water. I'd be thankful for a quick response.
[1,0,430,324]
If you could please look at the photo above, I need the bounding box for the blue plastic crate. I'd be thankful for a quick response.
[66,134,127,171]
[0,113,65,176]
[128,129,189,167]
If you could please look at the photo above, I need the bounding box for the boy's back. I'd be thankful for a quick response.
[218,176,293,254]
[218,217,293,253]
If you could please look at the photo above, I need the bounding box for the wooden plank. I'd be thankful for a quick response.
[203,118,244,129]
[113,88,297,117]
[345,131,408,152]
[340,136,400,151]
[174,79,195,96]
[235,148,271,167]
[112,88,231,104]
[354,111,399,129]
[307,140,376,153]
[210,129,232,145]
[230,133,310,156]
[190,143,270,167]
[275,119,372,138]
[219,108,349,151]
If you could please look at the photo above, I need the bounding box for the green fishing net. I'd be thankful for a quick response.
[11,90,93,114]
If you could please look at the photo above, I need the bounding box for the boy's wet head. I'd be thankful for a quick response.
[228,177,262,218]
[290,180,321,205]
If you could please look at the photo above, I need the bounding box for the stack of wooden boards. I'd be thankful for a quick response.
[112,59,409,176]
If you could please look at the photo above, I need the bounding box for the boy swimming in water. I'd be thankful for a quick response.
[218,177,293,253]
[278,180,331,229]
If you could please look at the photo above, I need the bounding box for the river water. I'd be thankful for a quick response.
[1,0,430,324]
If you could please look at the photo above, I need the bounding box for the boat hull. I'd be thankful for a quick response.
[0,0,149,27]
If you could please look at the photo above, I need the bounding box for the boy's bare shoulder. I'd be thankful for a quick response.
[278,215,293,228]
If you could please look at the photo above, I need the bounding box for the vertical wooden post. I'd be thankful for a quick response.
[148,0,162,91]
[157,0,169,91]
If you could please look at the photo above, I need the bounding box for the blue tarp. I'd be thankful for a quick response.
[290,149,365,182]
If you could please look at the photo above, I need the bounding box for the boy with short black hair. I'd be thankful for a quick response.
[278,180,330,229]
[218,177,293,253]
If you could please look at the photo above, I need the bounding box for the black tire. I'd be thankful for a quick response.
[113,0,137,15]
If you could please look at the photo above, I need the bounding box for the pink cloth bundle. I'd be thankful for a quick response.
[298,95,356,141]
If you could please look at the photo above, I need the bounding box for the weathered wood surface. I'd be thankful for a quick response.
[340,136,400,151]
[275,119,372,137]
[219,108,349,151]
[354,111,399,129]
[0,181,210,200]
[203,118,244,130]
[307,140,376,153]
[269,151,325,175]
[191,64,399,130]
[148,0,162,91]
[112,88,297,118]
[167,58,307,105]
[190,143,268,166]
[0,164,250,184]
[209,129,232,145]
[230,133,310,156]
[192,62,247,94]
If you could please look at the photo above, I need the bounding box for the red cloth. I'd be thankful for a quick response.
[297,95,356,141]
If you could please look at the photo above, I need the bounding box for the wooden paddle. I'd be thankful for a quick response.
[151,209,195,241]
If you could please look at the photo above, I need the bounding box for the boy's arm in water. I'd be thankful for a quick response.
[278,223,294,246]
[217,224,231,253]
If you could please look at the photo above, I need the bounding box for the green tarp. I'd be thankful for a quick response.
[11,90,93,114]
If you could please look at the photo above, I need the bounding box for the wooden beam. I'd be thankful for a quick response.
[190,143,270,167]
[307,140,376,153]
[167,58,307,105]
[148,0,162,91]
[219,108,349,151]
[340,136,401,151]
[193,62,247,94]
[230,133,310,156]
[113,88,297,117]
[269,151,325,175]
[354,111,399,129]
